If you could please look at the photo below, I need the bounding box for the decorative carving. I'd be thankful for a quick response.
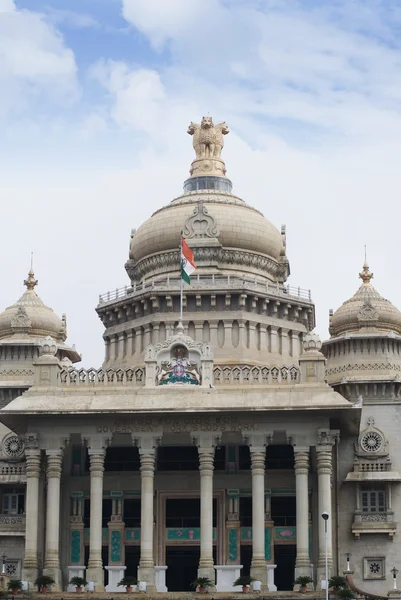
[10,306,31,330]
[23,433,39,450]
[188,117,229,160]
[110,530,122,563]
[60,367,145,386]
[129,228,137,259]
[183,201,219,239]
[129,246,289,282]
[302,331,322,353]
[158,345,200,386]
[213,364,299,385]
[37,336,57,356]
[70,530,81,564]
[358,297,379,325]
[2,435,24,459]
[326,362,401,376]
[356,418,387,456]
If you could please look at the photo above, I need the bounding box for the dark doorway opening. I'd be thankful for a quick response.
[101,546,109,586]
[274,545,296,591]
[125,546,140,580]
[166,546,199,592]
[165,498,217,527]
[271,496,296,526]
[240,545,252,576]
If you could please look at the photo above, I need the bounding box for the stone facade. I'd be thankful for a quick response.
[0,118,398,595]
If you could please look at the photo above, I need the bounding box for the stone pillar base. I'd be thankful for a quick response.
[105,565,126,592]
[86,566,104,591]
[214,565,242,591]
[266,564,277,592]
[251,561,267,589]
[197,566,216,589]
[137,566,156,592]
[43,567,62,591]
[21,567,38,591]
[67,566,86,592]
[0,575,10,592]
[294,563,313,590]
[317,565,332,590]
[155,566,168,592]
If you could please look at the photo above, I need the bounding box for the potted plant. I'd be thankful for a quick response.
[294,575,313,593]
[233,575,256,593]
[190,577,214,593]
[7,580,23,596]
[118,576,138,593]
[329,576,347,591]
[34,575,55,593]
[69,576,87,593]
[338,589,355,600]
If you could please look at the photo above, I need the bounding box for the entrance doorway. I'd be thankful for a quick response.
[166,546,199,592]
[125,546,140,579]
[274,545,296,590]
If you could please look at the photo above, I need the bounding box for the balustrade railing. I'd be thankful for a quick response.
[60,364,300,387]
[0,514,26,528]
[98,275,312,305]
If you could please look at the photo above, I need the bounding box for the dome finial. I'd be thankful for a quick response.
[24,253,38,291]
[359,246,373,284]
[187,116,230,180]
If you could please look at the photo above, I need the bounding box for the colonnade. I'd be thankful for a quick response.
[21,430,337,592]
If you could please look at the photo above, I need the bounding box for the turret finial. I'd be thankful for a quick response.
[24,254,38,291]
[359,251,373,284]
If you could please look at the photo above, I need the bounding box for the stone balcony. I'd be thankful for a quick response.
[98,274,313,307]
[0,513,26,536]
[0,462,26,483]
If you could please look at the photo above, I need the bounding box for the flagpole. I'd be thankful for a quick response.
[180,233,183,324]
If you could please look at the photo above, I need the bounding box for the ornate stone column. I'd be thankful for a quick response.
[245,433,272,589]
[43,449,63,588]
[133,434,160,591]
[293,446,311,580]
[316,430,338,586]
[193,434,217,586]
[87,448,106,590]
[22,435,41,586]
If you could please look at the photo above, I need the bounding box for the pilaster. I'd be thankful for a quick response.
[43,448,64,589]
[293,446,312,582]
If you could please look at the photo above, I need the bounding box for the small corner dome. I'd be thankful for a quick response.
[0,269,67,343]
[329,262,401,337]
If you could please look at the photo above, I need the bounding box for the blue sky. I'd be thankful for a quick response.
[1,0,401,365]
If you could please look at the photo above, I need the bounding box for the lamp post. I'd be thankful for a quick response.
[391,567,399,591]
[322,512,329,600]
[1,554,6,575]
[345,553,352,572]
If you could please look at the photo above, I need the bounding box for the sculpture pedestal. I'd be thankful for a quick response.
[214,565,243,592]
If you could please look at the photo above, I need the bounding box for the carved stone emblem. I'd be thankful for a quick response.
[183,201,219,239]
[358,296,379,325]
[10,306,31,330]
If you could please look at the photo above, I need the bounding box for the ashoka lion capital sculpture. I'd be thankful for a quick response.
[187,116,229,178]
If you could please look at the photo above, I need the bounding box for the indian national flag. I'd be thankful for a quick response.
[181,237,196,284]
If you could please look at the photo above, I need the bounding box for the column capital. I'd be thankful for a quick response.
[317,428,340,447]
[24,433,39,450]
[83,434,111,451]
[132,434,161,454]
[192,433,220,452]
[243,432,273,453]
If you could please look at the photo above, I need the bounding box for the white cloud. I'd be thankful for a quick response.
[122,0,217,49]
[0,0,78,116]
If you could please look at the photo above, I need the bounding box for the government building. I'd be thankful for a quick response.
[0,118,400,594]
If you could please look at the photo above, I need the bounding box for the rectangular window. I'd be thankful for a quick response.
[361,490,386,513]
[2,493,24,515]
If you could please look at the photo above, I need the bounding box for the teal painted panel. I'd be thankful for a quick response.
[125,528,141,542]
[70,530,81,564]
[110,530,121,562]
[166,528,216,541]
[228,529,238,562]
[241,527,252,541]
[264,528,271,561]
[275,527,296,540]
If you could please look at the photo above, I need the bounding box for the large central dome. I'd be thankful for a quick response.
[126,116,289,284]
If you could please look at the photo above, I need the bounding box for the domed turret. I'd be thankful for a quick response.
[322,261,401,401]
[329,262,401,337]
